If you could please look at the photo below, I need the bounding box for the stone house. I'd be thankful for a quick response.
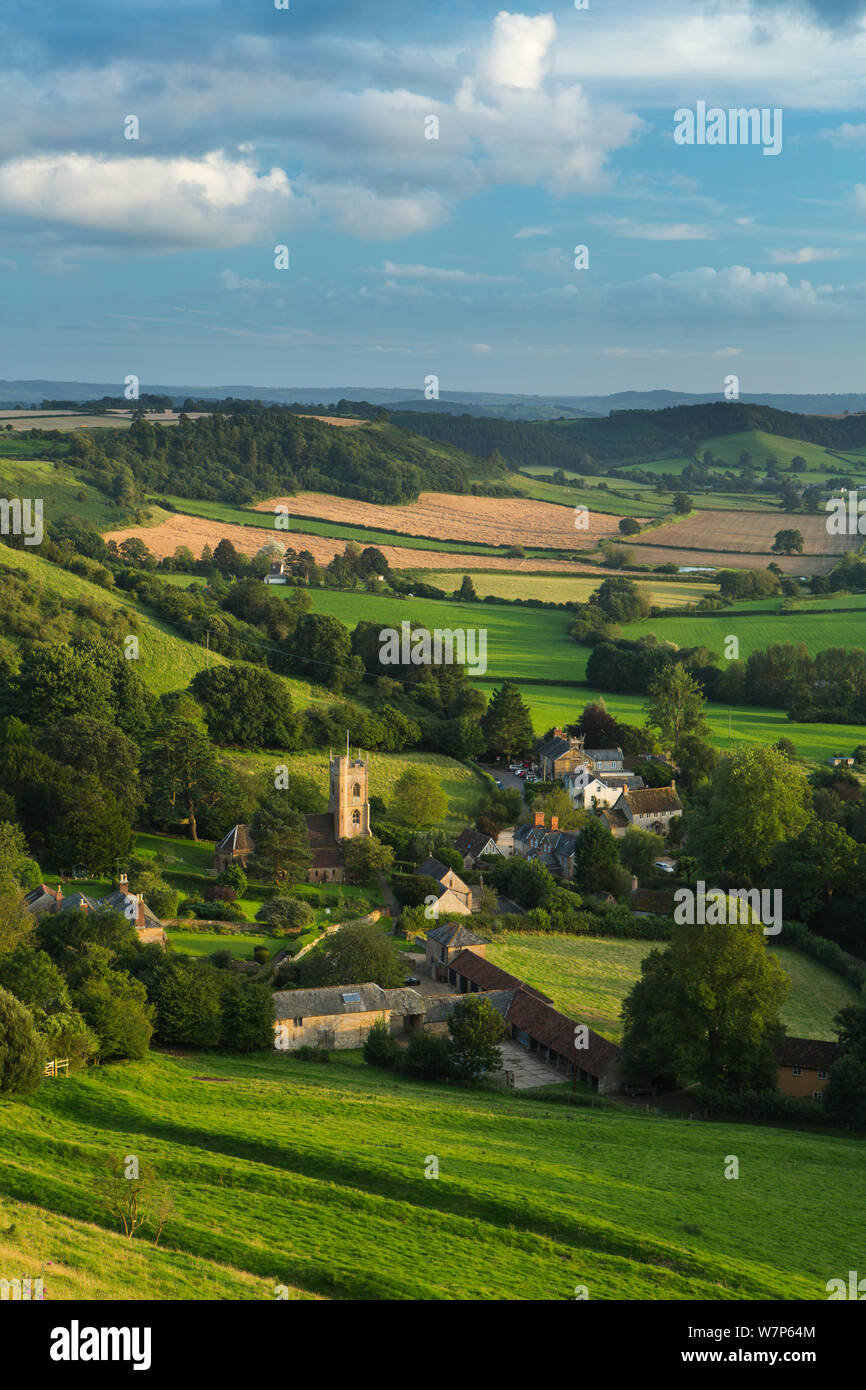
[24,874,166,947]
[453,828,502,869]
[263,559,290,584]
[775,1036,839,1100]
[512,812,578,880]
[424,921,488,982]
[537,730,589,782]
[614,784,683,837]
[415,856,473,915]
[272,982,425,1050]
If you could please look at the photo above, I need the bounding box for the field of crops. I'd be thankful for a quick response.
[0,1050,861,1299]
[625,606,866,662]
[486,934,860,1043]
[632,509,852,558]
[255,490,624,551]
[410,572,715,605]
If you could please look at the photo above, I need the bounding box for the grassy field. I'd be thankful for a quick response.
[409,571,714,606]
[164,928,282,959]
[625,606,866,662]
[0,455,123,529]
[492,680,866,760]
[220,748,489,834]
[300,588,582,684]
[486,934,860,1043]
[0,545,224,695]
[0,1050,862,1300]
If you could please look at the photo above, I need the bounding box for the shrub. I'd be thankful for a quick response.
[204,884,238,903]
[293,1044,330,1063]
[179,900,246,923]
[401,1030,454,1081]
[253,945,271,964]
[255,896,315,932]
[693,1085,827,1125]
[0,988,47,1096]
[218,865,248,895]
[363,1019,402,1069]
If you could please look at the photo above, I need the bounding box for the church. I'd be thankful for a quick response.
[304,748,371,883]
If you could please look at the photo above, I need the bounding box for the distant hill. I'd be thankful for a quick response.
[4,379,866,419]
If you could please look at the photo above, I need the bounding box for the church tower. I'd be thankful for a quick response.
[329,745,371,840]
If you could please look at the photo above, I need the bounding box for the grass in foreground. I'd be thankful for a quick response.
[0,1050,861,1300]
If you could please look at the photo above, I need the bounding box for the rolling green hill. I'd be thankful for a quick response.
[486,935,860,1043]
[0,1050,861,1300]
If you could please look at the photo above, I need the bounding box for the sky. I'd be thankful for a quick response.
[2,0,866,395]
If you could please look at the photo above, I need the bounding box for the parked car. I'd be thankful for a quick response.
[404,976,421,987]
[654,860,676,874]
[494,778,503,788]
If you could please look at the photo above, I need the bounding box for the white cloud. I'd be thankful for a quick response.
[0,150,299,250]
[218,269,280,291]
[603,264,841,322]
[298,182,451,240]
[379,260,517,283]
[589,215,714,240]
[767,246,844,263]
[480,11,557,91]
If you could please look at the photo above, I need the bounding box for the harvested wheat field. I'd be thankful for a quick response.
[103,513,601,575]
[254,491,629,550]
[632,510,854,558]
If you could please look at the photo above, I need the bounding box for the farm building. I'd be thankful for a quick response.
[425,921,488,981]
[445,948,551,1001]
[775,1036,839,1100]
[272,982,426,1051]
[24,874,166,947]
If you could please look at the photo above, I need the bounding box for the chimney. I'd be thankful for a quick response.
[119,872,129,894]
[54,886,63,904]
[136,895,145,929]
[534,811,545,827]
[550,816,559,832]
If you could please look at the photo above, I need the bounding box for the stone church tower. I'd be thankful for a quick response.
[329,748,371,840]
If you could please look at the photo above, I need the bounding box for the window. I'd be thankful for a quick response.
[812,1091,824,1101]
[352,782,361,798]
[293,1017,303,1027]
[792,1066,802,1076]
[440,948,446,962]
[817,1069,827,1079]
[352,809,361,825]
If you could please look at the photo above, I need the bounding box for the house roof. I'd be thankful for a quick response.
[774,1036,840,1070]
[272,982,388,1018]
[381,987,426,1015]
[621,786,682,815]
[304,813,337,848]
[587,747,623,762]
[415,855,449,881]
[100,890,162,930]
[453,828,498,858]
[496,896,525,916]
[629,888,675,915]
[537,736,575,762]
[597,807,628,829]
[426,921,488,948]
[447,949,551,1002]
[215,823,255,855]
[505,989,621,1079]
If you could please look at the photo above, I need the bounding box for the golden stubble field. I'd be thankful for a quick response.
[255,491,629,550]
[103,513,607,575]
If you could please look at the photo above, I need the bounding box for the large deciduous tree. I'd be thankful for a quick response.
[687,746,811,883]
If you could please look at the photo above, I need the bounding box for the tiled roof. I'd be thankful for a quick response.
[272,982,388,1018]
[453,829,498,858]
[415,856,449,881]
[586,748,623,762]
[447,949,552,1002]
[505,988,621,1079]
[775,1036,840,1070]
[538,736,574,761]
[426,922,488,948]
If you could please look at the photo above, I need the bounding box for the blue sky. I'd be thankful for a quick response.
[2,0,866,394]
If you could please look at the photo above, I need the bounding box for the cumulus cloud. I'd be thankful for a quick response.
[0,150,298,250]
[479,11,557,91]
[767,246,844,263]
[602,264,841,322]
